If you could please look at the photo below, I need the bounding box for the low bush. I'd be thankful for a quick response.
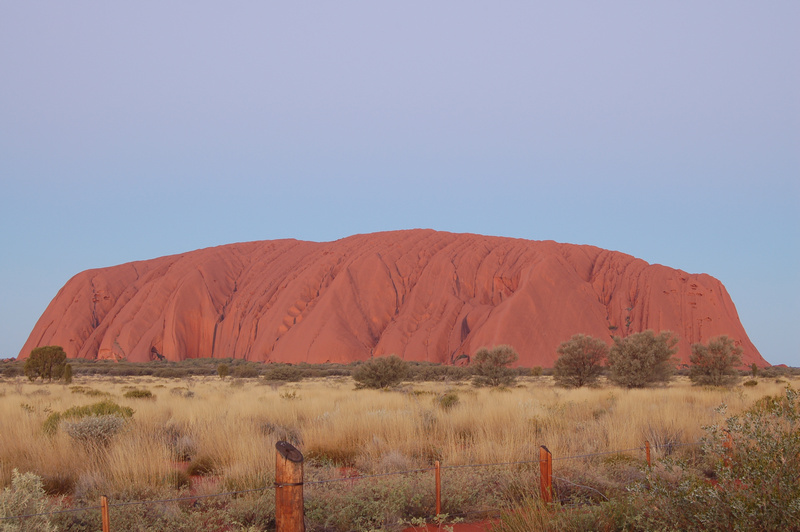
[553,334,607,388]
[352,355,408,389]
[607,330,678,388]
[408,363,469,382]
[264,364,304,382]
[42,400,134,435]
[152,368,190,379]
[62,415,127,448]
[471,345,519,387]
[123,389,154,399]
[231,365,260,379]
[436,392,460,411]
[689,335,742,387]
[304,472,432,531]
[69,386,108,397]
[0,469,60,531]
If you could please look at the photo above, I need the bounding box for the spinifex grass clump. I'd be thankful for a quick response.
[123,389,154,399]
[436,391,460,410]
[69,385,109,397]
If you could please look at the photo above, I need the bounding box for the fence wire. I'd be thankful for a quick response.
[0,440,702,522]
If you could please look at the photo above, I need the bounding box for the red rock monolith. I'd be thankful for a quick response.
[19,230,768,367]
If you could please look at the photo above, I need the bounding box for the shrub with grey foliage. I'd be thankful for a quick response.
[62,415,127,448]
[0,469,58,532]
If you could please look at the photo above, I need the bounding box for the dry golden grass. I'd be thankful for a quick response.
[0,373,794,500]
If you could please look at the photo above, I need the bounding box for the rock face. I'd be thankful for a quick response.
[19,230,768,367]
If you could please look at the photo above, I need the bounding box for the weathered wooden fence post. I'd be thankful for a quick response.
[539,445,553,504]
[645,440,651,467]
[275,441,305,532]
[434,460,441,516]
[100,495,110,532]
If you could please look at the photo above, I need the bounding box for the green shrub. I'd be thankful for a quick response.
[553,334,608,388]
[264,364,304,382]
[42,412,63,435]
[352,355,408,389]
[607,330,678,388]
[42,400,134,435]
[216,363,229,379]
[471,345,519,387]
[436,392,460,411]
[123,389,154,399]
[23,345,67,382]
[69,386,108,396]
[689,335,742,387]
[743,379,758,387]
[65,400,134,418]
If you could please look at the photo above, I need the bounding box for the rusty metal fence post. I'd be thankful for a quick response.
[275,441,305,532]
[539,445,553,504]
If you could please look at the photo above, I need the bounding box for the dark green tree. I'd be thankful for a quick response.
[352,355,408,389]
[471,344,519,387]
[23,346,67,382]
[553,334,608,388]
[689,335,743,387]
[216,363,230,379]
[607,330,678,388]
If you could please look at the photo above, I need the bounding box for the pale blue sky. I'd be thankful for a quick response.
[1,2,797,365]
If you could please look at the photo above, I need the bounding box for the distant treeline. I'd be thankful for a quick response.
[0,357,539,381]
[1,356,797,382]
